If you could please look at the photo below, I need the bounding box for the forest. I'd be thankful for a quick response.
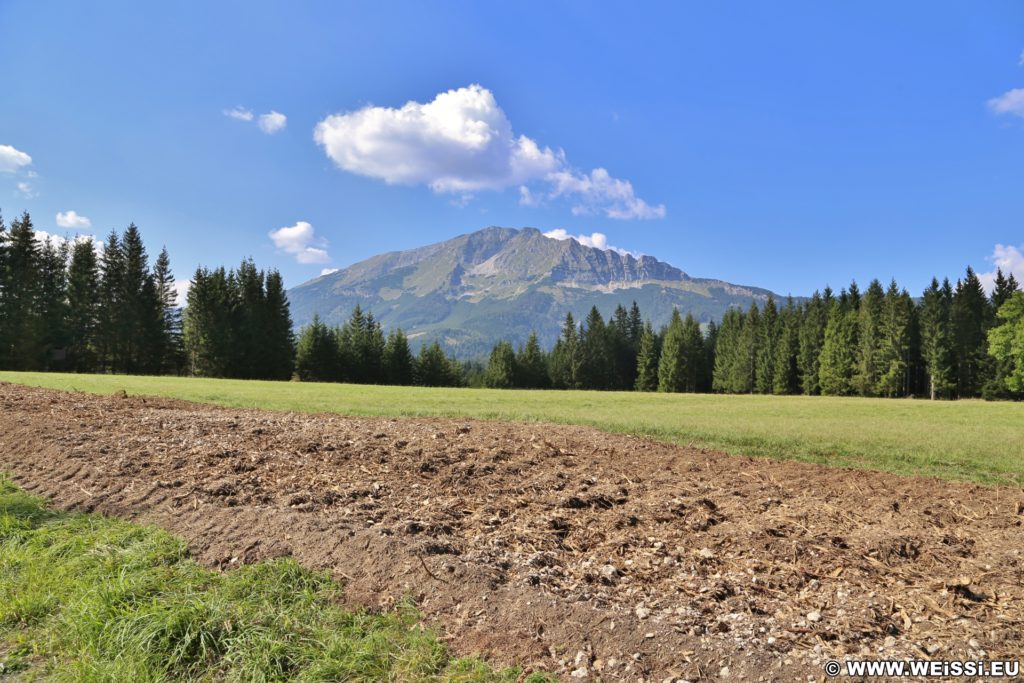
[2,210,1022,399]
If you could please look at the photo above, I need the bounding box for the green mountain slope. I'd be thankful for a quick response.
[287,227,785,357]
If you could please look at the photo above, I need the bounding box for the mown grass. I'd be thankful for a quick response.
[2,371,1023,485]
[0,478,550,682]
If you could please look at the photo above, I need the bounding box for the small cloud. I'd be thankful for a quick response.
[258,111,287,134]
[979,243,1024,293]
[320,267,339,276]
[543,228,640,257]
[16,181,36,198]
[56,210,92,229]
[548,168,666,220]
[269,220,330,264]
[223,106,254,122]
[174,279,192,306]
[33,231,102,253]
[518,185,541,207]
[1019,49,1024,66]
[988,88,1024,118]
[0,144,32,173]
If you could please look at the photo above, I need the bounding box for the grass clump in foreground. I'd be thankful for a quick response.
[0,478,549,682]
[2,371,1024,485]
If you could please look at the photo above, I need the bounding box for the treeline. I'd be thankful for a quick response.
[0,211,182,374]
[294,308,463,387]
[183,262,294,379]
[0,210,296,380]
[481,268,1024,400]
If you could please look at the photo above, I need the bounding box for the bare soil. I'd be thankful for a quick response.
[1,382,1022,681]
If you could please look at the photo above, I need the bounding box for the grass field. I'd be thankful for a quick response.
[2,371,1022,485]
[0,477,549,682]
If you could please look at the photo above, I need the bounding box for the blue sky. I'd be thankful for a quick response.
[1,1,1023,298]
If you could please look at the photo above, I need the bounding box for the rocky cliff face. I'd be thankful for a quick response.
[288,227,782,357]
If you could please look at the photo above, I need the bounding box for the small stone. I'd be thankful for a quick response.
[570,667,589,678]
[926,644,940,655]
[806,610,822,623]
[969,638,980,649]
[883,635,897,649]
[767,636,777,645]
[600,564,619,580]
[644,632,655,639]
[719,666,731,678]
[698,547,715,559]
[635,606,651,619]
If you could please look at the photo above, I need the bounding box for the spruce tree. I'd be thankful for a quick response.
[735,303,760,393]
[855,279,885,396]
[415,341,461,387]
[150,247,183,374]
[37,237,70,370]
[634,321,660,392]
[579,306,610,390]
[1,213,42,370]
[0,212,7,369]
[484,340,518,388]
[951,267,992,397]
[294,315,340,381]
[66,239,100,372]
[263,270,295,380]
[657,309,686,392]
[919,278,955,400]
[712,307,745,393]
[754,297,779,393]
[818,290,858,395]
[118,224,150,373]
[798,289,830,395]
[772,297,801,394]
[984,269,1022,399]
[97,230,124,372]
[383,328,415,385]
[874,280,913,397]
[549,312,580,389]
[515,332,549,388]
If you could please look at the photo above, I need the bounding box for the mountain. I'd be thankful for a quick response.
[287,227,784,358]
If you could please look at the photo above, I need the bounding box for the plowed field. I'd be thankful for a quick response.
[1,382,1021,681]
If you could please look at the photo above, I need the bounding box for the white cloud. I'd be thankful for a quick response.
[56,210,92,229]
[988,88,1024,118]
[0,144,32,173]
[174,279,192,306]
[548,168,666,220]
[269,220,330,264]
[979,243,1024,293]
[16,181,36,198]
[258,111,287,134]
[543,228,640,257]
[33,230,102,253]
[320,267,339,276]
[224,106,254,122]
[314,84,663,219]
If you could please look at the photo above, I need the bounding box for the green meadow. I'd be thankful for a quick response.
[2,371,1022,485]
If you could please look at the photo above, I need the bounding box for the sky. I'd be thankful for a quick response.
[1,0,1023,300]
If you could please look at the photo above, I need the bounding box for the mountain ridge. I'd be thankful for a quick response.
[288,227,784,357]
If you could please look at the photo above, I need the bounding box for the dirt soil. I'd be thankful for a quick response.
[1,383,1023,681]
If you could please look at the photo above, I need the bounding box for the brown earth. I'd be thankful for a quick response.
[1,382,1023,682]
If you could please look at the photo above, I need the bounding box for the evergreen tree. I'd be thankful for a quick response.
[97,230,123,372]
[1,213,42,369]
[0,212,7,369]
[515,332,549,388]
[232,259,266,378]
[262,270,295,380]
[383,328,415,385]
[149,247,183,374]
[634,321,660,392]
[987,292,1024,395]
[549,312,581,389]
[183,266,237,377]
[701,320,718,392]
[818,290,859,395]
[875,280,913,397]
[951,267,992,397]
[919,278,955,400]
[712,307,745,393]
[798,289,830,395]
[294,315,340,381]
[990,268,1020,311]
[484,340,518,388]
[608,304,637,390]
[37,237,70,370]
[579,306,610,390]
[118,224,150,373]
[772,297,801,394]
[855,279,885,397]
[657,309,686,392]
[66,238,101,373]
[735,303,760,393]
[415,341,461,387]
[984,269,1022,399]
[754,297,779,393]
